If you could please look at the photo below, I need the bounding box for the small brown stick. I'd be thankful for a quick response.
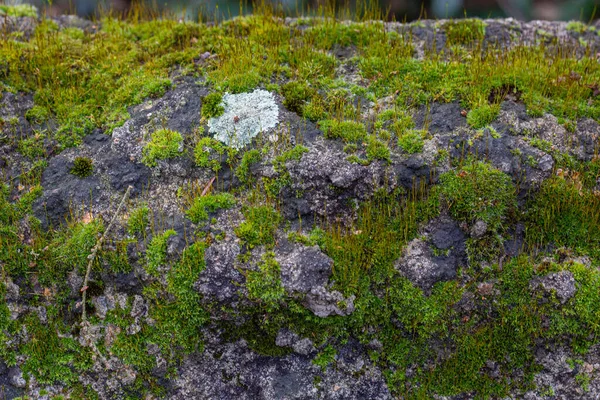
[81,185,132,323]
[201,176,216,197]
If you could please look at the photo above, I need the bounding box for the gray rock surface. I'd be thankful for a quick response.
[303,286,356,318]
[531,270,577,304]
[396,215,466,293]
[172,334,391,400]
[275,239,333,294]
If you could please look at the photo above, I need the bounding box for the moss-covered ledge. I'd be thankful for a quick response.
[1,3,600,399]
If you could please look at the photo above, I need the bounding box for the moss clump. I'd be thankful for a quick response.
[397,129,426,154]
[235,149,262,184]
[566,21,588,34]
[273,145,309,171]
[45,219,104,284]
[145,229,177,277]
[201,92,225,119]
[25,105,50,124]
[194,137,226,172]
[467,103,500,129]
[437,159,515,231]
[70,157,93,178]
[246,252,285,311]
[18,135,46,159]
[128,204,150,236]
[366,136,390,162]
[235,205,281,249]
[141,128,183,167]
[302,97,328,121]
[281,81,314,115]
[320,120,367,143]
[149,242,208,357]
[443,19,486,45]
[526,174,600,261]
[0,4,37,17]
[186,193,236,224]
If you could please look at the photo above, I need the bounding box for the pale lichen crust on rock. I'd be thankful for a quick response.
[208,89,280,149]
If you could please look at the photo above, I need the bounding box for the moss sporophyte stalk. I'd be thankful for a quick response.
[1,3,600,398]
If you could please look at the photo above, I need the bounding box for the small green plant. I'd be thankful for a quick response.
[194,137,226,172]
[18,136,45,159]
[25,106,50,124]
[526,174,600,260]
[302,97,328,121]
[128,204,150,236]
[281,81,314,115]
[467,104,500,129]
[201,92,225,119]
[437,159,515,231]
[566,21,588,34]
[397,130,426,154]
[186,193,236,224]
[366,136,391,162]
[146,229,177,277]
[388,111,415,135]
[245,252,285,311]
[320,120,367,143]
[141,129,183,167]
[443,19,486,45]
[70,157,93,178]
[0,4,38,17]
[235,205,281,248]
[273,145,309,171]
[312,345,336,371]
[236,149,262,184]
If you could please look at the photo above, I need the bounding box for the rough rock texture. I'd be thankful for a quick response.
[275,239,333,295]
[172,333,391,400]
[396,215,467,293]
[530,270,577,304]
[2,15,600,400]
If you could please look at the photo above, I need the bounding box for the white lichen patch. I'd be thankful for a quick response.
[208,89,279,149]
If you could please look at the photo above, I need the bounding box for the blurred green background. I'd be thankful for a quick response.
[6,0,600,21]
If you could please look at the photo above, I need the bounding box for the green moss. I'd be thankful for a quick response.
[145,229,177,277]
[566,21,588,34]
[312,345,336,371]
[20,314,92,385]
[46,219,104,284]
[437,159,515,232]
[194,137,226,172]
[526,175,600,261]
[0,4,37,17]
[186,193,236,224]
[302,97,328,121]
[466,103,500,129]
[274,145,309,170]
[70,156,93,178]
[366,136,391,162]
[18,135,46,159]
[246,252,285,311]
[0,284,16,365]
[150,242,208,356]
[128,204,150,236]
[397,129,426,154]
[141,128,183,167]
[25,105,50,124]
[201,92,225,119]
[320,120,367,143]
[235,205,281,249]
[443,19,486,45]
[281,81,314,115]
[235,149,262,184]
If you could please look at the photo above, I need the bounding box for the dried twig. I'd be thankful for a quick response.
[201,176,216,197]
[81,185,132,323]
